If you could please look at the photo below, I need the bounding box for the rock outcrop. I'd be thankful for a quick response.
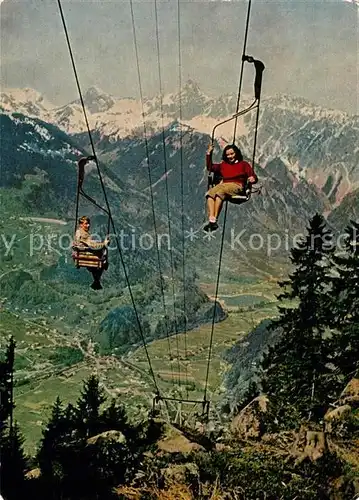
[230,395,269,440]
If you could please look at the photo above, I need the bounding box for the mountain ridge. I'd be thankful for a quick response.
[1,83,358,212]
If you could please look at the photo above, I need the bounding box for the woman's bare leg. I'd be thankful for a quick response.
[214,197,224,219]
[207,196,215,219]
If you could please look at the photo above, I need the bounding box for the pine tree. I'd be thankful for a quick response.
[330,220,359,378]
[331,220,359,323]
[34,375,164,498]
[332,322,359,379]
[76,375,106,438]
[101,399,128,431]
[51,395,64,424]
[37,382,139,498]
[276,213,334,327]
[37,396,65,478]
[1,422,28,500]
[260,214,339,425]
[0,335,15,426]
[37,398,84,497]
[0,354,9,439]
[0,338,27,499]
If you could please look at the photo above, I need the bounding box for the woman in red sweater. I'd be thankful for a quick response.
[204,143,257,232]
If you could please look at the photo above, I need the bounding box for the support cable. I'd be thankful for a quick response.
[203,0,253,414]
[57,0,161,398]
[129,0,176,384]
[177,0,189,398]
[233,0,252,142]
[153,0,182,387]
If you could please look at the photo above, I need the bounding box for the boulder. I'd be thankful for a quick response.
[86,430,126,446]
[25,468,41,479]
[161,462,199,486]
[324,405,352,434]
[339,378,359,406]
[156,423,205,454]
[230,395,269,440]
[324,378,359,439]
[290,425,327,464]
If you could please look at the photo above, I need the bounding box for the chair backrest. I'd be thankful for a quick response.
[207,171,223,189]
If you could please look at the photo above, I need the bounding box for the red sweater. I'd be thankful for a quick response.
[206,152,257,186]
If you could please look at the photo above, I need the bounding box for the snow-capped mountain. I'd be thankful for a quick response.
[0,81,251,138]
[0,87,55,118]
[1,82,358,208]
[79,86,116,114]
[0,111,92,202]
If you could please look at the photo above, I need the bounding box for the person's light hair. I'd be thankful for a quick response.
[78,215,90,225]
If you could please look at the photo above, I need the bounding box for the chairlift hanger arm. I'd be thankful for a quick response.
[211,99,258,144]
[79,189,111,217]
[77,155,95,189]
[210,56,264,145]
[154,395,209,405]
[77,156,110,217]
[242,55,265,100]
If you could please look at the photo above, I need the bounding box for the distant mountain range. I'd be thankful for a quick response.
[2,82,358,211]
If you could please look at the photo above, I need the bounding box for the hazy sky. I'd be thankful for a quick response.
[0,0,358,114]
